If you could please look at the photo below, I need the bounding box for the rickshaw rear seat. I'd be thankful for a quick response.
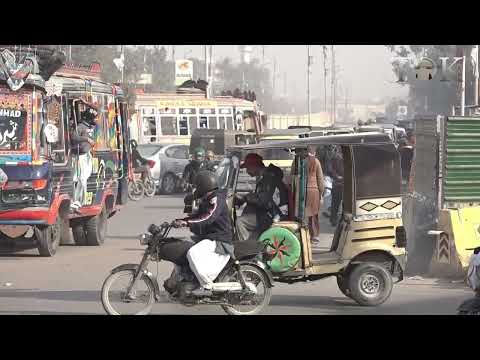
[271,221,301,232]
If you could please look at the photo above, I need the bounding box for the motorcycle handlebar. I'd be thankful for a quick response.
[148,221,181,235]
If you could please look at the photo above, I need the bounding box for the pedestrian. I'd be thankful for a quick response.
[305,146,324,245]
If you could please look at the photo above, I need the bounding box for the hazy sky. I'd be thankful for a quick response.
[152,45,408,104]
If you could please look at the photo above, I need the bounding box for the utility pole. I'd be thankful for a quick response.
[283,71,287,98]
[273,58,277,96]
[120,45,125,86]
[323,46,328,114]
[171,45,176,62]
[209,45,214,96]
[68,45,72,63]
[474,45,479,106]
[204,45,209,99]
[331,45,335,124]
[262,45,265,65]
[461,54,466,116]
[307,45,312,126]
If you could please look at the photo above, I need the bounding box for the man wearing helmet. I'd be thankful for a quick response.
[204,150,217,171]
[174,170,233,296]
[70,104,98,211]
[182,147,208,189]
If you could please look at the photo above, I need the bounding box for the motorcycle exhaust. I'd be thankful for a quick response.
[211,282,257,294]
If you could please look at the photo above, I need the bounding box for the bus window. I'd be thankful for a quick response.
[91,94,108,150]
[143,116,156,139]
[226,116,233,130]
[179,116,189,135]
[188,117,197,134]
[199,116,208,129]
[47,96,66,164]
[219,116,226,129]
[160,116,177,135]
[208,116,218,129]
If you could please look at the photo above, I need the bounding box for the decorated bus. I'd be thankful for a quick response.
[0,46,130,256]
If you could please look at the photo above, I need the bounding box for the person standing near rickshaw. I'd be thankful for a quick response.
[305,146,324,245]
[235,153,288,243]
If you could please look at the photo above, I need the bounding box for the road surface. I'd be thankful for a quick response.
[0,194,472,315]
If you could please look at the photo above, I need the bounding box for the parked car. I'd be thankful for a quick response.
[137,143,190,194]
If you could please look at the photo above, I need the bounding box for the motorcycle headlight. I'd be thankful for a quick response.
[139,233,151,245]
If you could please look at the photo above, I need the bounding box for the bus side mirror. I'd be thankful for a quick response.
[44,124,59,144]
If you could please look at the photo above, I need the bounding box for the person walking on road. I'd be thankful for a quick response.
[305,146,324,245]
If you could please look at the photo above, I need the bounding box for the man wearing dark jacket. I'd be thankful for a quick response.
[235,153,288,243]
[174,171,233,296]
[130,140,150,181]
[182,147,208,187]
[70,105,97,211]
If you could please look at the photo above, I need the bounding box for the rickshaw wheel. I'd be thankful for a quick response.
[35,217,61,257]
[348,263,393,306]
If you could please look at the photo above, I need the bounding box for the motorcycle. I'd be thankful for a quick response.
[128,161,157,201]
[101,221,274,315]
[457,246,480,315]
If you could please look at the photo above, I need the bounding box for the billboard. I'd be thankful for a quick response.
[175,59,193,86]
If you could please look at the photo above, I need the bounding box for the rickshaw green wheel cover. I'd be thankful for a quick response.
[259,227,301,273]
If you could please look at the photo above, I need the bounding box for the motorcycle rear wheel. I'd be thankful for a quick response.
[144,177,156,197]
[219,264,272,315]
[101,269,155,315]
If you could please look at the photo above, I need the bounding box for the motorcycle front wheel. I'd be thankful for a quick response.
[128,180,144,201]
[101,269,155,315]
[219,264,272,315]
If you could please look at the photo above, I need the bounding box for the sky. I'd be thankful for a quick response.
[144,45,408,105]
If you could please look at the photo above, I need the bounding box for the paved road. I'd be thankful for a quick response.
[0,195,472,315]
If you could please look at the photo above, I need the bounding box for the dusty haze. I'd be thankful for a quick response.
[150,45,408,105]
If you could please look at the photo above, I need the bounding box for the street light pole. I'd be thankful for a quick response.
[205,45,209,99]
[323,46,328,114]
[474,45,479,106]
[461,54,466,116]
[307,45,311,126]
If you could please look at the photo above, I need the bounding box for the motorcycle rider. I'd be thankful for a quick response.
[130,139,150,181]
[182,147,208,189]
[204,150,217,171]
[235,153,288,243]
[174,170,234,297]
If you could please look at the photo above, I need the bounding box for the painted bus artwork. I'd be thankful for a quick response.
[0,46,131,257]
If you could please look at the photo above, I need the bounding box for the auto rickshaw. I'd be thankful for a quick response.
[218,131,407,306]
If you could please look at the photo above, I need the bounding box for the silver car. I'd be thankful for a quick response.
[137,143,190,194]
